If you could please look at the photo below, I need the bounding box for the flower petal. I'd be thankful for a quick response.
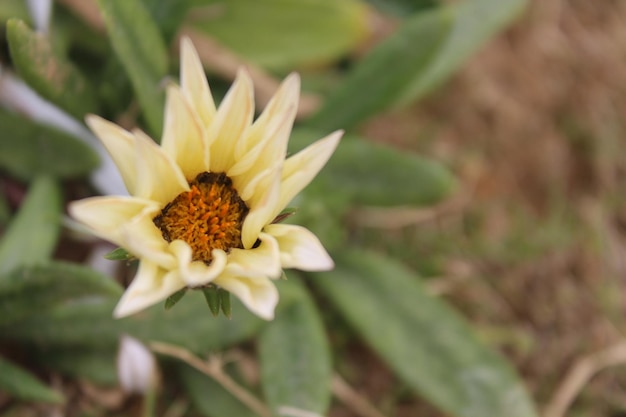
[132,129,190,205]
[180,37,216,128]
[168,240,228,286]
[230,73,299,172]
[86,115,137,194]
[207,68,254,173]
[275,130,343,217]
[113,260,186,318]
[69,196,160,247]
[226,232,281,278]
[214,273,278,320]
[161,85,208,179]
[120,210,177,270]
[265,224,334,271]
[241,169,281,249]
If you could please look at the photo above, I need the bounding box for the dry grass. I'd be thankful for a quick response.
[363,0,626,415]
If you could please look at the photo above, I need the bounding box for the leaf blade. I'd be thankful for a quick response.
[313,249,539,417]
[0,356,64,404]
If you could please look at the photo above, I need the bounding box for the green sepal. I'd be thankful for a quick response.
[272,207,298,224]
[103,247,134,261]
[164,287,187,310]
[219,288,232,319]
[202,286,221,317]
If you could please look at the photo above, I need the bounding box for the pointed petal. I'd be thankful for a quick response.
[275,130,343,215]
[265,224,334,271]
[120,210,177,270]
[132,129,189,205]
[241,169,281,249]
[69,196,160,247]
[113,260,186,318]
[180,37,216,128]
[207,68,254,173]
[168,240,228,286]
[161,85,208,179]
[86,115,137,194]
[214,274,278,320]
[225,232,281,278]
[233,72,300,162]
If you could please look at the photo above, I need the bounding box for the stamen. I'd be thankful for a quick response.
[153,172,248,264]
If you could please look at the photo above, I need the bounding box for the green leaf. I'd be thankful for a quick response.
[1,292,264,353]
[364,0,438,17]
[0,110,100,181]
[187,0,368,71]
[97,0,168,137]
[0,0,29,23]
[179,365,259,417]
[0,176,61,277]
[313,249,539,417]
[309,0,527,131]
[165,287,188,310]
[396,0,528,106]
[291,130,457,207]
[0,261,123,326]
[259,278,332,416]
[307,9,450,131]
[6,19,98,118]
[39,349,118,386]
[0,356,64,404]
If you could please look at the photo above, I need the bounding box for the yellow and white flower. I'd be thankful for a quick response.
[69,38,342,320]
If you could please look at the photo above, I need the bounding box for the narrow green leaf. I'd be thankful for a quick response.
[0,356,64,404]
[202,286,221,316]
[363,0,438,17]
[39,349,118,386]
[259,278,332,416]
[0,261,123,326]
[188,0,368,71]
[179,365,259,417]
[165,287,188,310]
[0,110,100,181]
[104,247,134,261]
[97,0,168,137]
[219,288,231,319]
[307,9,450,131]
[291,130,457,207]
[6,19,98,118]
[313,249,538,417]
[0,176,61,277]
[309,0,527,131]
[397,0,528,106]
[1,292,263,353]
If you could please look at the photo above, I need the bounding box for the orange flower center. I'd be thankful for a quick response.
[153,172,248,264]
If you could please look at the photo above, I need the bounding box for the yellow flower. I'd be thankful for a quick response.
[69,38,342,320]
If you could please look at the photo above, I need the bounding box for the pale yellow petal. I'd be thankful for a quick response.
[275,130,343,216]
[86,115,137,194]
[232,72,299,162]
[132,129,190,205]
[161,85,208,179]
[113,260,186,318]
[225,232,281,278]
[265,224,334,271]
[241,169,281,249]
[207,68,254,173]
[168,240,228,286]
[214,274,278,320]
[120,210,177,270]
[180,37,216,127]
[69,196,160,247]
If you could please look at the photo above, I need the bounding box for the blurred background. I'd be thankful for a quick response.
[1,0,625,417]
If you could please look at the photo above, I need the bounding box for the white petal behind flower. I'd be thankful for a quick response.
[69,37,343,320]
[117,335,159,394]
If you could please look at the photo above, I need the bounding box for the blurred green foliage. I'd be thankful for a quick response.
[0,0,535,416]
